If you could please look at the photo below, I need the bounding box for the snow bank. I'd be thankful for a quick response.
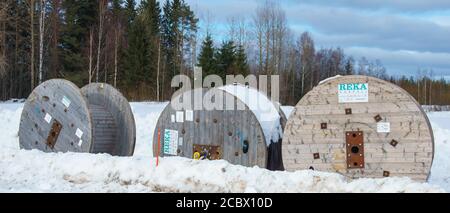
[218,85,283,146]
[0,151,443,193]
[0,102,448,192]
[130,102,168,157]
[427,112,450,192]
[280,106,294,119]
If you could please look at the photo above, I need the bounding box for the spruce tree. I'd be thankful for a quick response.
[197,33,216,78]
[60,0,97,85]
[216,40,236,79]
[234,44,249,76]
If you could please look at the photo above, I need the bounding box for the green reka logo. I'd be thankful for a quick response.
[339,83,368,91]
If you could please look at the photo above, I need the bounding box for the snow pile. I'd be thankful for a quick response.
[130,102,168,157]
[218,84,283,146]
[427,112,450,192]
[0,102,448,192]
[0,151,443,193]
[280,106,295,119]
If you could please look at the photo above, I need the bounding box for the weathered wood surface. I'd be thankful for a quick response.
[19,80,135,157]
[81,83,136,156]
[282,75,434,181]
[19,79,93,152]
[153,88,268,168]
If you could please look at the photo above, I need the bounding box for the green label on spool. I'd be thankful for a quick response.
[338,83,369,103]
[163,129,178,155]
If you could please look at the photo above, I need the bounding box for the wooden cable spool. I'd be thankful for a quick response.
[153,86,285,169]
[282,75,434,181]
[19,79,135,156]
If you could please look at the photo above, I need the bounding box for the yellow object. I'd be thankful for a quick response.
[193,152,200,160]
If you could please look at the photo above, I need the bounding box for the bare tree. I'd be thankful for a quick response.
[88,28,94,83]
[38,0,45,84]
[96,0,107,83]
[0,0,6,78]
[30,0,36,88]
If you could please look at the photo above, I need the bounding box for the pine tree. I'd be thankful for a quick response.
[197,33,216,78]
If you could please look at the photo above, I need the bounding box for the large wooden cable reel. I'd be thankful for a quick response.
[19,79,136,156]
[153,87,275,168]
[282,75,434,181]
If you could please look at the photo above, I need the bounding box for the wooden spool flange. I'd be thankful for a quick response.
[282,75,434,181]
[19,79,135,156]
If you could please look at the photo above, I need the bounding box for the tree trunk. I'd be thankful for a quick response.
[31,0,35,89]
[156,37,161,101]
[89,28,93,83]
[96,0,105,83]
[114,27,118,87]
[38,0,45,84]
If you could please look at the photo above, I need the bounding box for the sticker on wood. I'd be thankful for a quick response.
[282,75,434,181]
[19,79,136,156]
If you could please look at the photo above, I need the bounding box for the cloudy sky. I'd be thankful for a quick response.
[182,0,450,78]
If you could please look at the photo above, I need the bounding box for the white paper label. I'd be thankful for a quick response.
[75,128,83,138]
[185,110,194,121]
[171,114,175,123]
[44,113,52,123]
[61,96,71,108]
[78,140,83,147]
[176,111,184,123]
[163,129,178,155]
[178,137,183,146]
[377,122,391,133]
[338,83,369,103]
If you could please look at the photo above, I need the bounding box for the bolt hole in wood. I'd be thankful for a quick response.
[345,108,352,115]
[242,140,249,154]
[374,114,382,122]
[321,123,327,129]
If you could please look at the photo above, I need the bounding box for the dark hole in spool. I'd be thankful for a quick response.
[34,123,38,128]
[35,141,38,145]
[41,109,45,113]
[313,153,320,159]
[345,108,352,115]
[64,108,68,112]
[52,103,56,107]
[70,142,74,146]
[351,146,359,154]
[374,114,382,122]
[213,118,218,123]
[71,123,74,128]
[211,82,216,87]
[242,140,249,154]
[195,118,200,123]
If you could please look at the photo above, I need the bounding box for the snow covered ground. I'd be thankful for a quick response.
[0,102,448,192]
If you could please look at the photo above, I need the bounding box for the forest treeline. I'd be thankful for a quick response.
[0,0,449,105]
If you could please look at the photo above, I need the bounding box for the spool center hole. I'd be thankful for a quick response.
[351,146,359,154]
